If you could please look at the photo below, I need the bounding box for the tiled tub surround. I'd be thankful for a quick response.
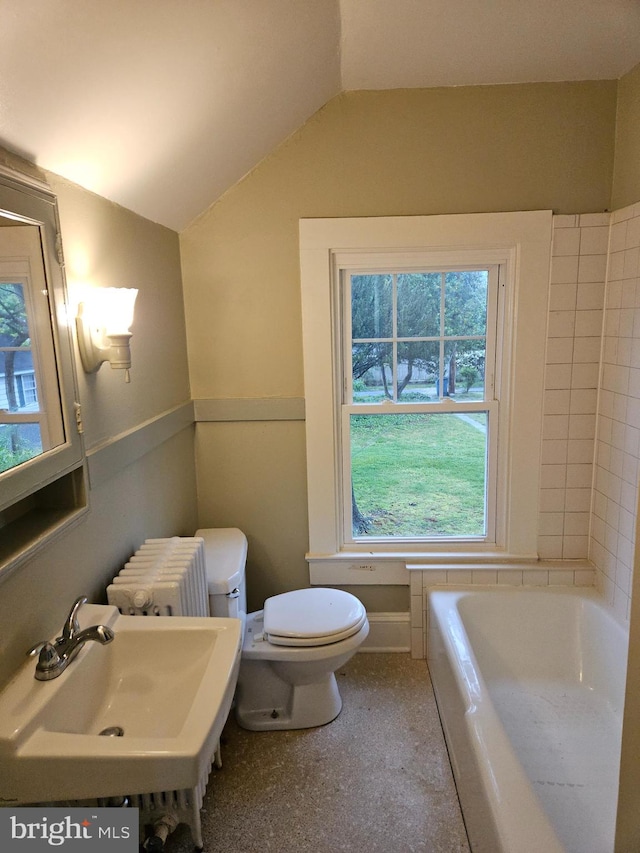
[539,213,609,563]
[408,204,640,658]
[590,204,640,623]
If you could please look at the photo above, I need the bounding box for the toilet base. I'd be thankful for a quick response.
[235,666,343,731]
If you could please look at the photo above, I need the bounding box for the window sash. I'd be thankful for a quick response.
[339,264,501,546]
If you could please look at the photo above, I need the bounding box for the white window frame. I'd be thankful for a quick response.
[299,212,552,579]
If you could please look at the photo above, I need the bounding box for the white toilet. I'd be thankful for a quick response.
[197,527,369,731]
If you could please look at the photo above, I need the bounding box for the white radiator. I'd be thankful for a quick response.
[107,536,209,617]
[105,536,214,849]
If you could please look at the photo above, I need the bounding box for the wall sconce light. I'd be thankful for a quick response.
[76,288,138,382]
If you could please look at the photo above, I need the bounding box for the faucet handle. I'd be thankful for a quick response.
[27,641,61,670]
[62,596,88,641]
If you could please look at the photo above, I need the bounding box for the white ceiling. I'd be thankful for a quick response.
[1,0,639,231]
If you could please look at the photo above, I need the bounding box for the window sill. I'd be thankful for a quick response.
[307,549,555,585]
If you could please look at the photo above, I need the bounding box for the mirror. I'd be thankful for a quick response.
[0,162,85,571]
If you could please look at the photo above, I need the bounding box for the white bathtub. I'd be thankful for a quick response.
[427,586,628,853]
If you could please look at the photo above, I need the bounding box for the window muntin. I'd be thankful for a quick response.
[343,265,499,544]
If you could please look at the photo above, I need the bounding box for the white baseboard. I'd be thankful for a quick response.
[359,612,411,653]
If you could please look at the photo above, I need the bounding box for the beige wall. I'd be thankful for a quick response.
[612,62,640,211]
[0,163,197,685]
[181,81,617,609]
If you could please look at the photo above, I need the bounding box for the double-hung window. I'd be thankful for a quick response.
[300,212,552,577]
[343,264,500,544]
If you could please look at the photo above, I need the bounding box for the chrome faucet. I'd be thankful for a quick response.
[28,596,115,681]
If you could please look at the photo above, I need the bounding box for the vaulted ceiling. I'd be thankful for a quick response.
[2,0,639,231]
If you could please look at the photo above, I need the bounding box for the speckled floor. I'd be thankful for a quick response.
[161,654,469,853]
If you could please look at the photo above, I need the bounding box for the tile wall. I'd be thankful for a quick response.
[411,206,640,656]
[590,203,640,623]
[538,213,609,560]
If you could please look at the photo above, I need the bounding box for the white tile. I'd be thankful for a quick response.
[544,389,570,414]
[578,255,607,283]
[573,337,602,363]
[523,569,550,585]
[608,250,625,282]
[545,363,572,390]
[563,512,590,536]
[552,228,580,256]
[624,247,640,279]
[625,214,640,249]
[550,255,579,284]
[576,282,605,310]
[539,512,564,535]
[541,439,568,464]
[562,536,589,558]
[569,388,597,414]
[622,279,637,308]
[568,414,596,439]
[607,279,623,309]
[579,226,610,255]
[566,463,593,488]
[547,311,576,338]
[497,570,523,585]
[541,464,567,489]
[567,439,595,463]
[411,595,423,628]
[553,214,579,228]
[548,570,575,585]
[571,363,599,389]
[610,220,628,253]
[564,488,592,512]
[423,570,447,586]
[574,569,596,586]
[447,569,472,585]
[472,570,498,585]
[539,488,566,511]
[537,537,563,559]
[543,414,570,439]
[546,337,574,363]
[411,627,424,659]
[579,213,610,227]
[549,283,577,311]
[574,309,604,337]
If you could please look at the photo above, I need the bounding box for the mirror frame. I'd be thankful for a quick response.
[0,164,84,515]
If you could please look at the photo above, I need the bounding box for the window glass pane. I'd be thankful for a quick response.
[351,274,392,339]
[444,270,488,337]
[351,412,487,538]
[0,350,39,412]
[397,341,439,401]
[0,423,43,474]
[449,340,486,399]
[352,342,392,402]
[397,272,440,337]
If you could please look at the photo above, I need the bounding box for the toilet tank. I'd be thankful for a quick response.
[196,528,248,623]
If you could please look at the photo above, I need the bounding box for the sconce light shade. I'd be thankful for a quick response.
[76,288,138,381]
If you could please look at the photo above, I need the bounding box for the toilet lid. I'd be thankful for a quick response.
[263,588,367,647]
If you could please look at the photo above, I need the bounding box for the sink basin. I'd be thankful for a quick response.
[0,604,242,804]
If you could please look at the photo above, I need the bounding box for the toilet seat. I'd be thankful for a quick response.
[263,588,367,647]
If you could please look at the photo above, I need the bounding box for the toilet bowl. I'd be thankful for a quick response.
[196,528,369,731]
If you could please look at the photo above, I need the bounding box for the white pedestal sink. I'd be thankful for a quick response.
[0,604,242,805]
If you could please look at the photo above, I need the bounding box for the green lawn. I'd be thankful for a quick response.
[351,412,486,537]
